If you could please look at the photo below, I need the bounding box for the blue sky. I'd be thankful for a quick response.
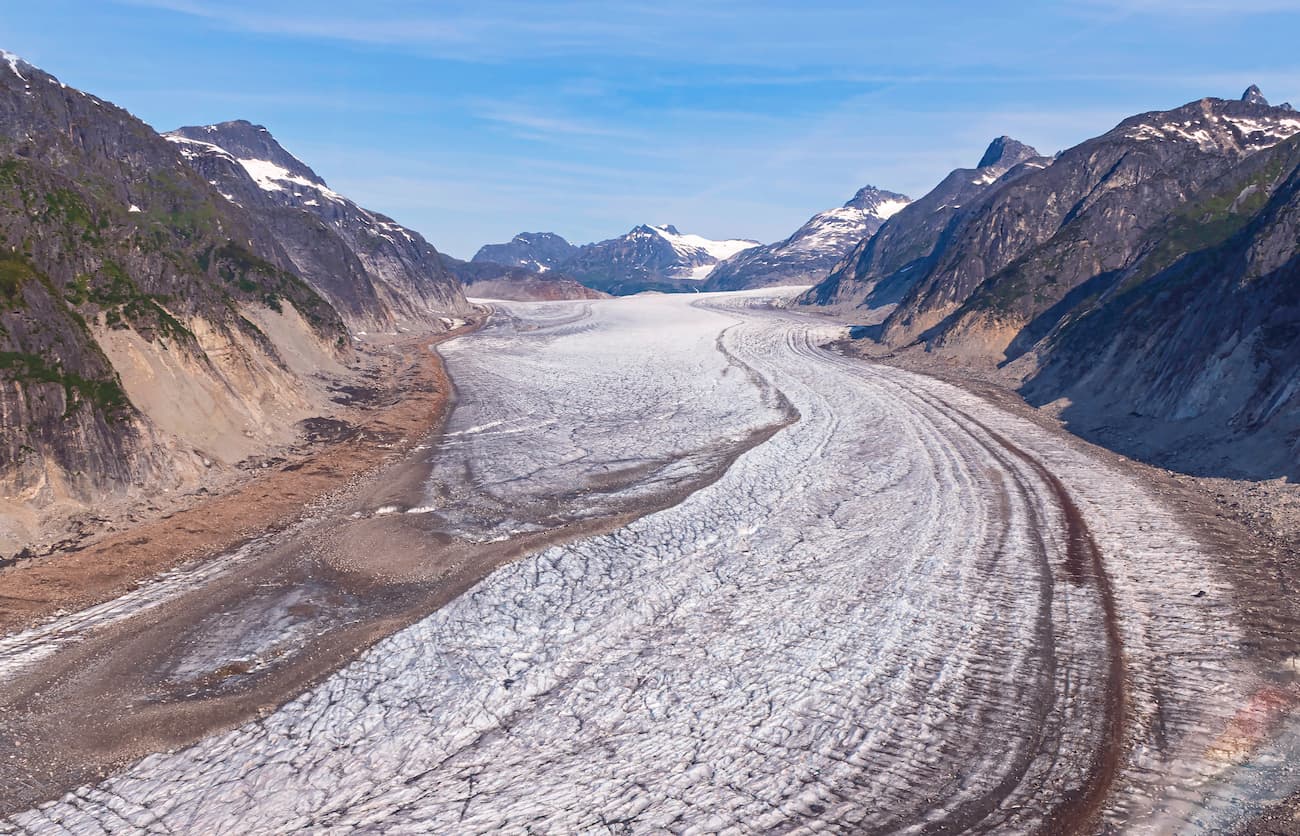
[5,1,1300,258]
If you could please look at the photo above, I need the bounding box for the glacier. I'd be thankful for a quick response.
[7,291,1294,834]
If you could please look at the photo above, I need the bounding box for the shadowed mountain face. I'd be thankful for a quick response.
[1022,132,1300,479]
[168,121,469,332]
[802,87,1300,479]
[702,186,911,292]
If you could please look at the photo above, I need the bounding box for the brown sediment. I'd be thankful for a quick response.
[0,318,798,816]
[972,419,1128,836]
[875,379,1127,836]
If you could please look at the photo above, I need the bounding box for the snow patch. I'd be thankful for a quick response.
[1,50,27,81]
[871,198,909,219]
[648,224,760,262]
[236,158,346,204]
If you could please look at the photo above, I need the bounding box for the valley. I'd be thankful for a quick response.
[1,19,1300,834]
[5,292,1297,833]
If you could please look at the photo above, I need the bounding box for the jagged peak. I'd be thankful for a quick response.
[168,120,325,187]
[512,231,569,244]
[977,136,1040,169]
[1242,84,1269,107]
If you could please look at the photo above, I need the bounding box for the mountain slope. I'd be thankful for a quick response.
[879,90,1300,357]
[441,255,607,301]
[799,137,1048,313]
[472,232,577,273]
[0,52,467,555]
[703,186,910,291]
[1020,132,1300,478]
[0,52,345,515]
[167,121,469,332]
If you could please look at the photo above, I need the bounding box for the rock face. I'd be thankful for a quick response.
[703,186,910,291]
[441,255,608,301]
[813,93,1300,355]
[472,232,577,274]
[0,53,468,551]
[167,121,469,331]
[1022,131,1300,478]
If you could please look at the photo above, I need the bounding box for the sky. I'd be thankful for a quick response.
[5,1,1300,258]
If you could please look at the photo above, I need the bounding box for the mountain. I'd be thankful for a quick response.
[800,136,1048,314]
[817,90,1300,358]
[441,255,608,302]
[472,232,577,274]
[166,120,469,332]
[811,86,1300,479]
[703,186,910,291]
[0,52,467,554]
[559,224,760,294]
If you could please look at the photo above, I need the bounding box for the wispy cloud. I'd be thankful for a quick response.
[468,101,635,141]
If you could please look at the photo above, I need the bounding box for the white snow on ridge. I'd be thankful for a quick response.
[1,49,27,81]
[649,223,760,262]
[1125,112,1300,150]
[235,157,347,204]
[165,134,239,165]
[871,198,909,219]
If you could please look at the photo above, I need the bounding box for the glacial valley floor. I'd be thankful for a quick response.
[3,291,1299,834]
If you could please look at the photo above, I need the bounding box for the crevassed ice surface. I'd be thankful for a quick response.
[10,293,1292,834]
[413,297,789,541]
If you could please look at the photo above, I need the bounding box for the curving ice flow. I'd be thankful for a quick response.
[413,296,791,541]
[9,292,1293,833]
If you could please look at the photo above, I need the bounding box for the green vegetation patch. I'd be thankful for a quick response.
[0,251,39,307]
[67,260,194,343]
[0,350,130,418]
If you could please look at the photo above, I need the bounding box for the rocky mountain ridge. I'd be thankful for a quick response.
[441,254,608,301]
[703,186,911,291]
[800,136,1049,313]
[472,232,577,274]
[474,225,761,295]
[167,120,469,332]
[805,86,1300,478]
